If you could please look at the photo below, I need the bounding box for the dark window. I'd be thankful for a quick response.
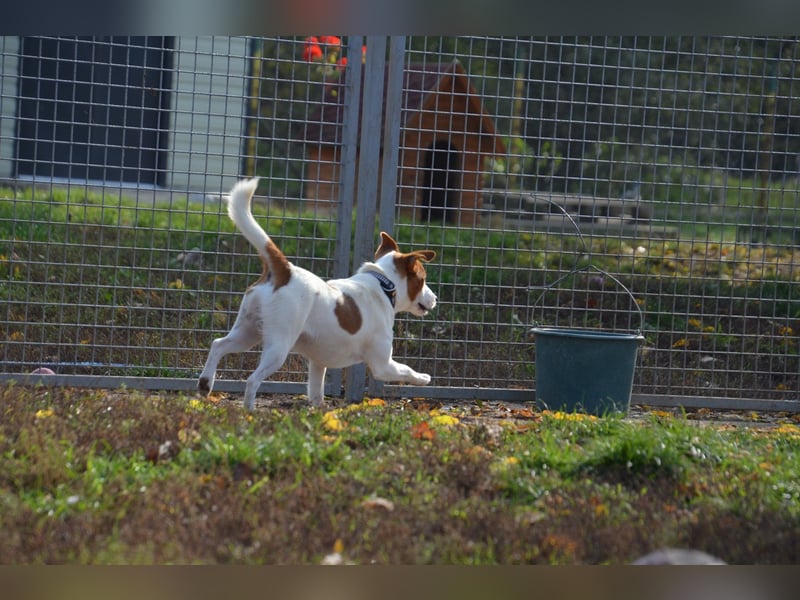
[15,36,173,186]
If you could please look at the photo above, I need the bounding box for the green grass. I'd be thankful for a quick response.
[2,384,800,564]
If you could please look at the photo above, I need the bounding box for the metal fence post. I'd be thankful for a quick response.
[328,35,363,398]
[344,35,389,403]
[368,35,406,398]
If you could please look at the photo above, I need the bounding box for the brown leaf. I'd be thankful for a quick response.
[410,421,435,440]
[409,399,442,412]
[510,408,540,420]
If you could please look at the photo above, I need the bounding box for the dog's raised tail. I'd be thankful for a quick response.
[227,177,270,258]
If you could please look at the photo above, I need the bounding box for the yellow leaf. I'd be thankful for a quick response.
[9,331,24,342]
[35,408,54,419]
[431,414,460,427]
[333,538,344,554]
[774,424,800,436]
[594,503,609,518]
[322,411,345,432]
[169,279,185,289]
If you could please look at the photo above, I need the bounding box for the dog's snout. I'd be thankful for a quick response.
[418,285,437,314]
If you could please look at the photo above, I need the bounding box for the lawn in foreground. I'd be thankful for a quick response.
[1,383,799,564]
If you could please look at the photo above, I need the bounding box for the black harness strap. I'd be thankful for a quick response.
[366,270,396,308]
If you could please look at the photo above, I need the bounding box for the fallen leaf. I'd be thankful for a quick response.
[510,408,540,420]
[409,399,442,412]
[467,445,493,460]
[410,421,435,440]
[431,414,460,427]
[35,408,54,419]
[322,411,345,432]
[361,496,395,511]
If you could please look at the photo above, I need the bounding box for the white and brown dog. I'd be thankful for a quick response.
[198,178,437,409]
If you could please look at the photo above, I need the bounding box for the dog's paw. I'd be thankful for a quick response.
[416,373,431,386]
[198,376,211,393]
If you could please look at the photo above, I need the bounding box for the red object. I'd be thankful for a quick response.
[318,36,341,47]
[303,40,323,62]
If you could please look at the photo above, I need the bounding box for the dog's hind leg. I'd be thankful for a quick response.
[306,360,327,406]
[242,342,292,410]
[198,321,260,394]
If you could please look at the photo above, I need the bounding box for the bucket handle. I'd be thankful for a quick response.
[530,264,644,336]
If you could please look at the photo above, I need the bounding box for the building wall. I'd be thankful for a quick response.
[0,36,250,194]
[0,37,20,180]
[167,36,250,194]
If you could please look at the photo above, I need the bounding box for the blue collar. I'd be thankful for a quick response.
[366,270,396,307]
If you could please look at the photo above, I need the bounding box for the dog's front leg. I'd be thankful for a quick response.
[306,360,327,407]
[368,358,431,387]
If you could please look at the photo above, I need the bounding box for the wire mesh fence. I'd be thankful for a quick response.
[1,35,798,408]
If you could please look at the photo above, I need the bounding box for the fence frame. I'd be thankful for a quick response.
[1,35,799,412]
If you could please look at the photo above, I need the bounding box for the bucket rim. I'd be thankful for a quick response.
[531,326,645,342]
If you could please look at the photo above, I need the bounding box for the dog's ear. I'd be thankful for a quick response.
[375,231,400,258]
[413,250,436,263]
[399,250,437,278]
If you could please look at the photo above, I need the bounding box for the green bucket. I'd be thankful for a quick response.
[530,264,645,416]
[531,327,644,415]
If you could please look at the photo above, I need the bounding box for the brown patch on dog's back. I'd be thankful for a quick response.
[252,256,271,288]
[334,293,362,334]
[265,239,291,290]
